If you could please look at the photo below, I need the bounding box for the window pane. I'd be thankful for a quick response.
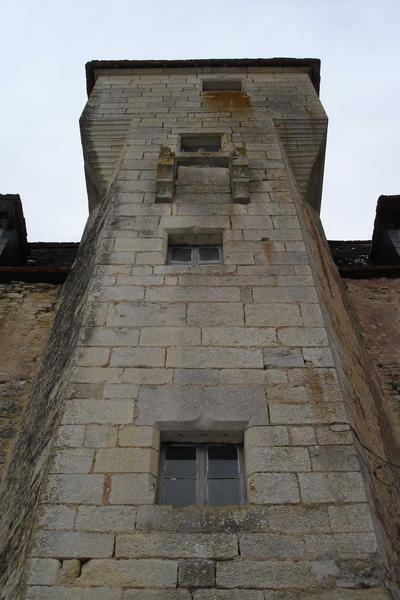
[198,246,220,264]
[208,445,239,478]
[170,247,192,263]
[208,479,241,506]
[165,445,197,477]
[163,478,197,506]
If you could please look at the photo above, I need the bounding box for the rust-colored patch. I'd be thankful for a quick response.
[203,91,251,111]
[262,241,273,266]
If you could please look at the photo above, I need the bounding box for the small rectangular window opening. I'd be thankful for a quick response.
[180,134,221,153]
[159,443,245,507]
[168,245,222,266]
[202,79,242,92]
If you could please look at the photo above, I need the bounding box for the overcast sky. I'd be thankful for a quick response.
[1,0,399,242]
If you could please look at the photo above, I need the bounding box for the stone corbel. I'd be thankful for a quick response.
[230,145,250,204]
[155,146,177,203]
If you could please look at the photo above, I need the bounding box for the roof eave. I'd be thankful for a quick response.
[85,57,321,97]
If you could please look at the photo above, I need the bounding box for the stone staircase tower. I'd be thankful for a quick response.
[1,59,392,599]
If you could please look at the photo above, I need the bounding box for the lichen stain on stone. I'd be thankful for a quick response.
[203,91,251,111]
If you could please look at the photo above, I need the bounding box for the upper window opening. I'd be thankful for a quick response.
[159,443,245,507]
[202,79,242,92]
[168,245,222,266]
[180,134,221,153]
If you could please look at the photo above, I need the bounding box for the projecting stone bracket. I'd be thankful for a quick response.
[229,145,250,204]
[155,146,177,203]
[155,144,250,204]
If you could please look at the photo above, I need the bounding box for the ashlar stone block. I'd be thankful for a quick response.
[216,559,318,589]
[26,558,61,585]
[75,506,136,532]
[328,504,374,532]
[110,473,157,505]
[79,558,177,587]
[246,447,311,474]
[116,532,237,559]
[245,303,302,326]
[299,472,367,503]
[239,533,304,559]
[94,448,159,475]
[44,474,104,504]
[32,531,114,558]
[178,559,215,588]
[124,591,191,600]
[247,473,300,504]
[166,347,264,369]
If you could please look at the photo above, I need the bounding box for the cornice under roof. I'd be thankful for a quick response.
[85,57,321,96]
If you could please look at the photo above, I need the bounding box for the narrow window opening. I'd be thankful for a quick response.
[159,443,245,507]
[180,134,222,153]
[202,79,242,92]
[168,245,222,266]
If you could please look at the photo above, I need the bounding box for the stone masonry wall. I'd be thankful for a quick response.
[0,282,60,483]
[22,66,390,599]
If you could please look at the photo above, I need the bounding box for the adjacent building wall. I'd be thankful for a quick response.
[298,199,400,590]
[0,282,60,483]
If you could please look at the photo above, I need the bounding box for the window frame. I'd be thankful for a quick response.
[158,442,246,507]
[168,245,223,266]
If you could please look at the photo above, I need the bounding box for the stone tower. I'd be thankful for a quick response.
[1,59,396,599]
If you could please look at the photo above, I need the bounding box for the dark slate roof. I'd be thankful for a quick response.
[27,242,79,268]
[85,58,321,96]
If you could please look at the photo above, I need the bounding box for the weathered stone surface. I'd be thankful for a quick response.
[32,531,114,558]
[119,425,160,448]
[216,560,318,588]
[110,473,157,504]
[94,448,158,475]
[44,474,104,504]
[299,472,367,503]
[136,385,268,427]
[202,327,276,347]
[187,303,244,326]
[26,558,60,585]
[107,302,186,326]
[267,506,330,533]
[137,505,269,532]
[166,347,264,369]
[328,504,374,532]
[309,445,359,472]
[62,399,134,424]
[124,591,191,600]
[38,505,76,530]
[179,559,215,588]
[246,447,311,474]
[193,592,263,600]
[247,473,300,504]
[140,327,201,346]
[0,283,59,485]
[239,533,303,559]
[116,532,237,559]
[245,426,289,447]
[245,303,302,326]
[79,558,177,587]
[75,506,136,532]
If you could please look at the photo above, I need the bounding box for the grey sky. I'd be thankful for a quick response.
[1,0,399,242]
